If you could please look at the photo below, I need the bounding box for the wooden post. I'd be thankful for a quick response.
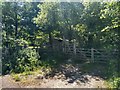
[91,48,94,63]
[73,39,76,55]
[63,37,65,53]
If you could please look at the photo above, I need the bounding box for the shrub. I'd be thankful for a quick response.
[108,77,120,89]
[107,59,120,89]
[2,47,41,74]
[12,74,21,81]
[12,48,41,73]
[107,59,117,78]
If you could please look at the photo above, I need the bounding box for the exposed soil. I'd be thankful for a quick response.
[1,75,20,88]
[1,62,108,88]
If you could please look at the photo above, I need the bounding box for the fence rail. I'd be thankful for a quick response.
[64,44,118,63]
[2,43,119,63]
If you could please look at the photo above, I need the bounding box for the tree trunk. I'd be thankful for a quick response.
[117,26,120,77]
[87,34,93,48]
[14,2,18,39]
[116,25,120,89]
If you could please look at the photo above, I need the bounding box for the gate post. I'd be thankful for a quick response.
[73,39,76,55]
[63,37,65,53]
[91,48,94,63]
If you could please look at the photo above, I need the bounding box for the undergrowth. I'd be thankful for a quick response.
[107,59,120,89]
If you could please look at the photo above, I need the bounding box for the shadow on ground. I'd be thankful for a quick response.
[44,58,109,85]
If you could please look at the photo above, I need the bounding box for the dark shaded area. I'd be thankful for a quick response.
[41,51,110,84]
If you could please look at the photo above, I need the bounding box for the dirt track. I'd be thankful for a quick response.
[0,74,107,88]
[0,75,20,88]
[0,63,108,88]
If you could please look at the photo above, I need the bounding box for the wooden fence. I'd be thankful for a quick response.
[2,41,118,63]
[46,39,119,63]
[63,43,118,63]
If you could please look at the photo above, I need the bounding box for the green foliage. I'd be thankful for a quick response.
[40,50,69,68]
[107,60,117,78]
[108,77,120,89]
[2,2,120,83]
[12,48,40,73]
[2,47,41,74]
[12,74,21,82]
[107,60,120,89]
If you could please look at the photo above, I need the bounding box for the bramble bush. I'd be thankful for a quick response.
[12,48,41,73]
[107,59,120,89]
[2,47,41,74]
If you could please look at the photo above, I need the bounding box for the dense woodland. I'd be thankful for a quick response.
[1,1,120,88]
